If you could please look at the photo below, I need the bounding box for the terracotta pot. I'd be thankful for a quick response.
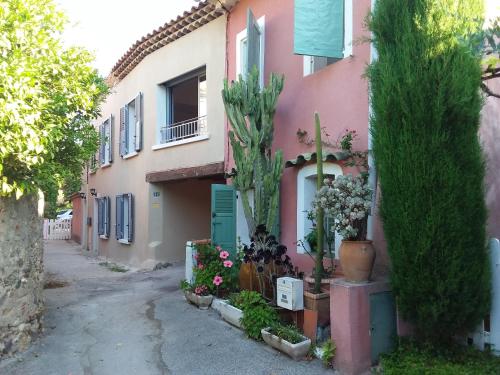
[303,290,330,326]
[339,240,375,283]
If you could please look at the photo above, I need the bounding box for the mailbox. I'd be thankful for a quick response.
[277,277,304,311]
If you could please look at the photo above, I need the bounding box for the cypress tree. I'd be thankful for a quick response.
[369,0,490,343]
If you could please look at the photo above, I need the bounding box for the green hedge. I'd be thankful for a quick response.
[368,0,490,343]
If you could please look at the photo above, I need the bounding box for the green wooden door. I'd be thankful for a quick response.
[211,184,236,254]
[370,291,397,364]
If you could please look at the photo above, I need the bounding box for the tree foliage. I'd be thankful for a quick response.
[222,68,284,235]
[0,0,108,201]
[369,0,490,343]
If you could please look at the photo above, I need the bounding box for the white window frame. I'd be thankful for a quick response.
[97,196,110,240]
[236,16,265,88]
[297,163,343,257]
[303,0,353,76]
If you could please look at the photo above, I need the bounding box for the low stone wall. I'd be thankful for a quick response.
[0,194,44,356]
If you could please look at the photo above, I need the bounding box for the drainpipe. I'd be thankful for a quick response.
[367,0,378,241]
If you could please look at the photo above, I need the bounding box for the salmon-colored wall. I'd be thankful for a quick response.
[71,196,82,244]
[225,0,387,275]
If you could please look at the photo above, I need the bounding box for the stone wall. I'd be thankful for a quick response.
[0,194,44,356]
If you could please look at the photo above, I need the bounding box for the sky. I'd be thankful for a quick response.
[56,0,198,76]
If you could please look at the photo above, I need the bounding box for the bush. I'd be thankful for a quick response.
[380,340,500,375]
[237,291,278,340]
[368,0,490,343]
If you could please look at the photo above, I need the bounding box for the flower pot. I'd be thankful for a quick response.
[304,275,335,293]
[217,300,243,328]
[261,327,311,361]
[184,291,213,310]
[303,290,330,326]
[339,240,375,283]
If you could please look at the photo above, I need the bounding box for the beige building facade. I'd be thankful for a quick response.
[80,2,227,268]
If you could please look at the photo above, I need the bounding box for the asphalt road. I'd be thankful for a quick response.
[0,240,335,375]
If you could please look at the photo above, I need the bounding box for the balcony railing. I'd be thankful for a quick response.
[160,116,207,144]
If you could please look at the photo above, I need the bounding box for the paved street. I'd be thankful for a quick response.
[0,241,334,375]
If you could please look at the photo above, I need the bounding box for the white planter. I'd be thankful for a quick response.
[261,327,311,361]
[184,291,213,310]
[218,300,243,328]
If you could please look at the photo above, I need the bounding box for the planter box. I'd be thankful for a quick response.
[184,291,213,310]
[217,300,243,328]
[261,327,311,361]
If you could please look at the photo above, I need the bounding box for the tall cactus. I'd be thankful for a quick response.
[222,68,285,236]
[314,113,325,293]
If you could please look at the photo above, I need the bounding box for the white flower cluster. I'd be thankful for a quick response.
[313,174,372,240]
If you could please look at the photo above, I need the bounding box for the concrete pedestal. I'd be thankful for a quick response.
[330,279,391,375]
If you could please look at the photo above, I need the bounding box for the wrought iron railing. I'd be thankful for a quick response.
[160,115,207,144]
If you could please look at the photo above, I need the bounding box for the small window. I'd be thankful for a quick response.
[97,196,110,239]
[297,163,343,258]
[99,116,113,166]
[159,69,207,144]
[236,9,265,86]
[120,93,143,157]
[116,193,134,244]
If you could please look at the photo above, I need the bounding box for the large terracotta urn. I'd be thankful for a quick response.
[339,240,375,283]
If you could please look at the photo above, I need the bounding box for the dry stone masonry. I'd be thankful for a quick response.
[0,194,44,356]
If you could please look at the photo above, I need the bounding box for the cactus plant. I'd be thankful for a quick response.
[222,68,285,235]
[313,113,325,294]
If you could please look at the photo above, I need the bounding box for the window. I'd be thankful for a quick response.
[116,193,134,244]
[158,68,208,145]
[99,116,113,166]
[295,0,353,76]
[236,9,265,87]
[297,163,343,257]
[120,93,143,157]
[97,196,110,239]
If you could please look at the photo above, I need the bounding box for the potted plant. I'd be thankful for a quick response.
[314,173,374,282]
[261,323,311,361]
[180,280,213,310]
[241,225,296,306]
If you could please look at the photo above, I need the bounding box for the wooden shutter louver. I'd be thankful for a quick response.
[105,197,111,238]
[108,116,113,163]
[119,107,127,157]
[116,195,123,239]
[134,93,143,152]
[127,193,134,243]
[246,8,260,78]
[294,0,344,59]
[99,125,105,165]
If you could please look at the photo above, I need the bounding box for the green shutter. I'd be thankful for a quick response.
[211,184,236,254]
[246,8,261,77]
[294,0,344,59]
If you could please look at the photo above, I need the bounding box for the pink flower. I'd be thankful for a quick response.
[194,254,198,260]
[198,264,204,270]
[223,260,233,268]
[215,246,222,252]
[213,275,223,286]
[219,251,229,260]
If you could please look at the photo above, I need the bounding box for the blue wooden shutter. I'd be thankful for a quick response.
[108,116,113,163]
[211,184,236,254]
[127,193,134,243]
[97,198,104,235]
[99,125,105,165]
[134,93,143,152]
[119,106,127,157]
[116,195,123,239]
[246,8,260,77]
[294,0,344,58]
[105,197,111,238]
